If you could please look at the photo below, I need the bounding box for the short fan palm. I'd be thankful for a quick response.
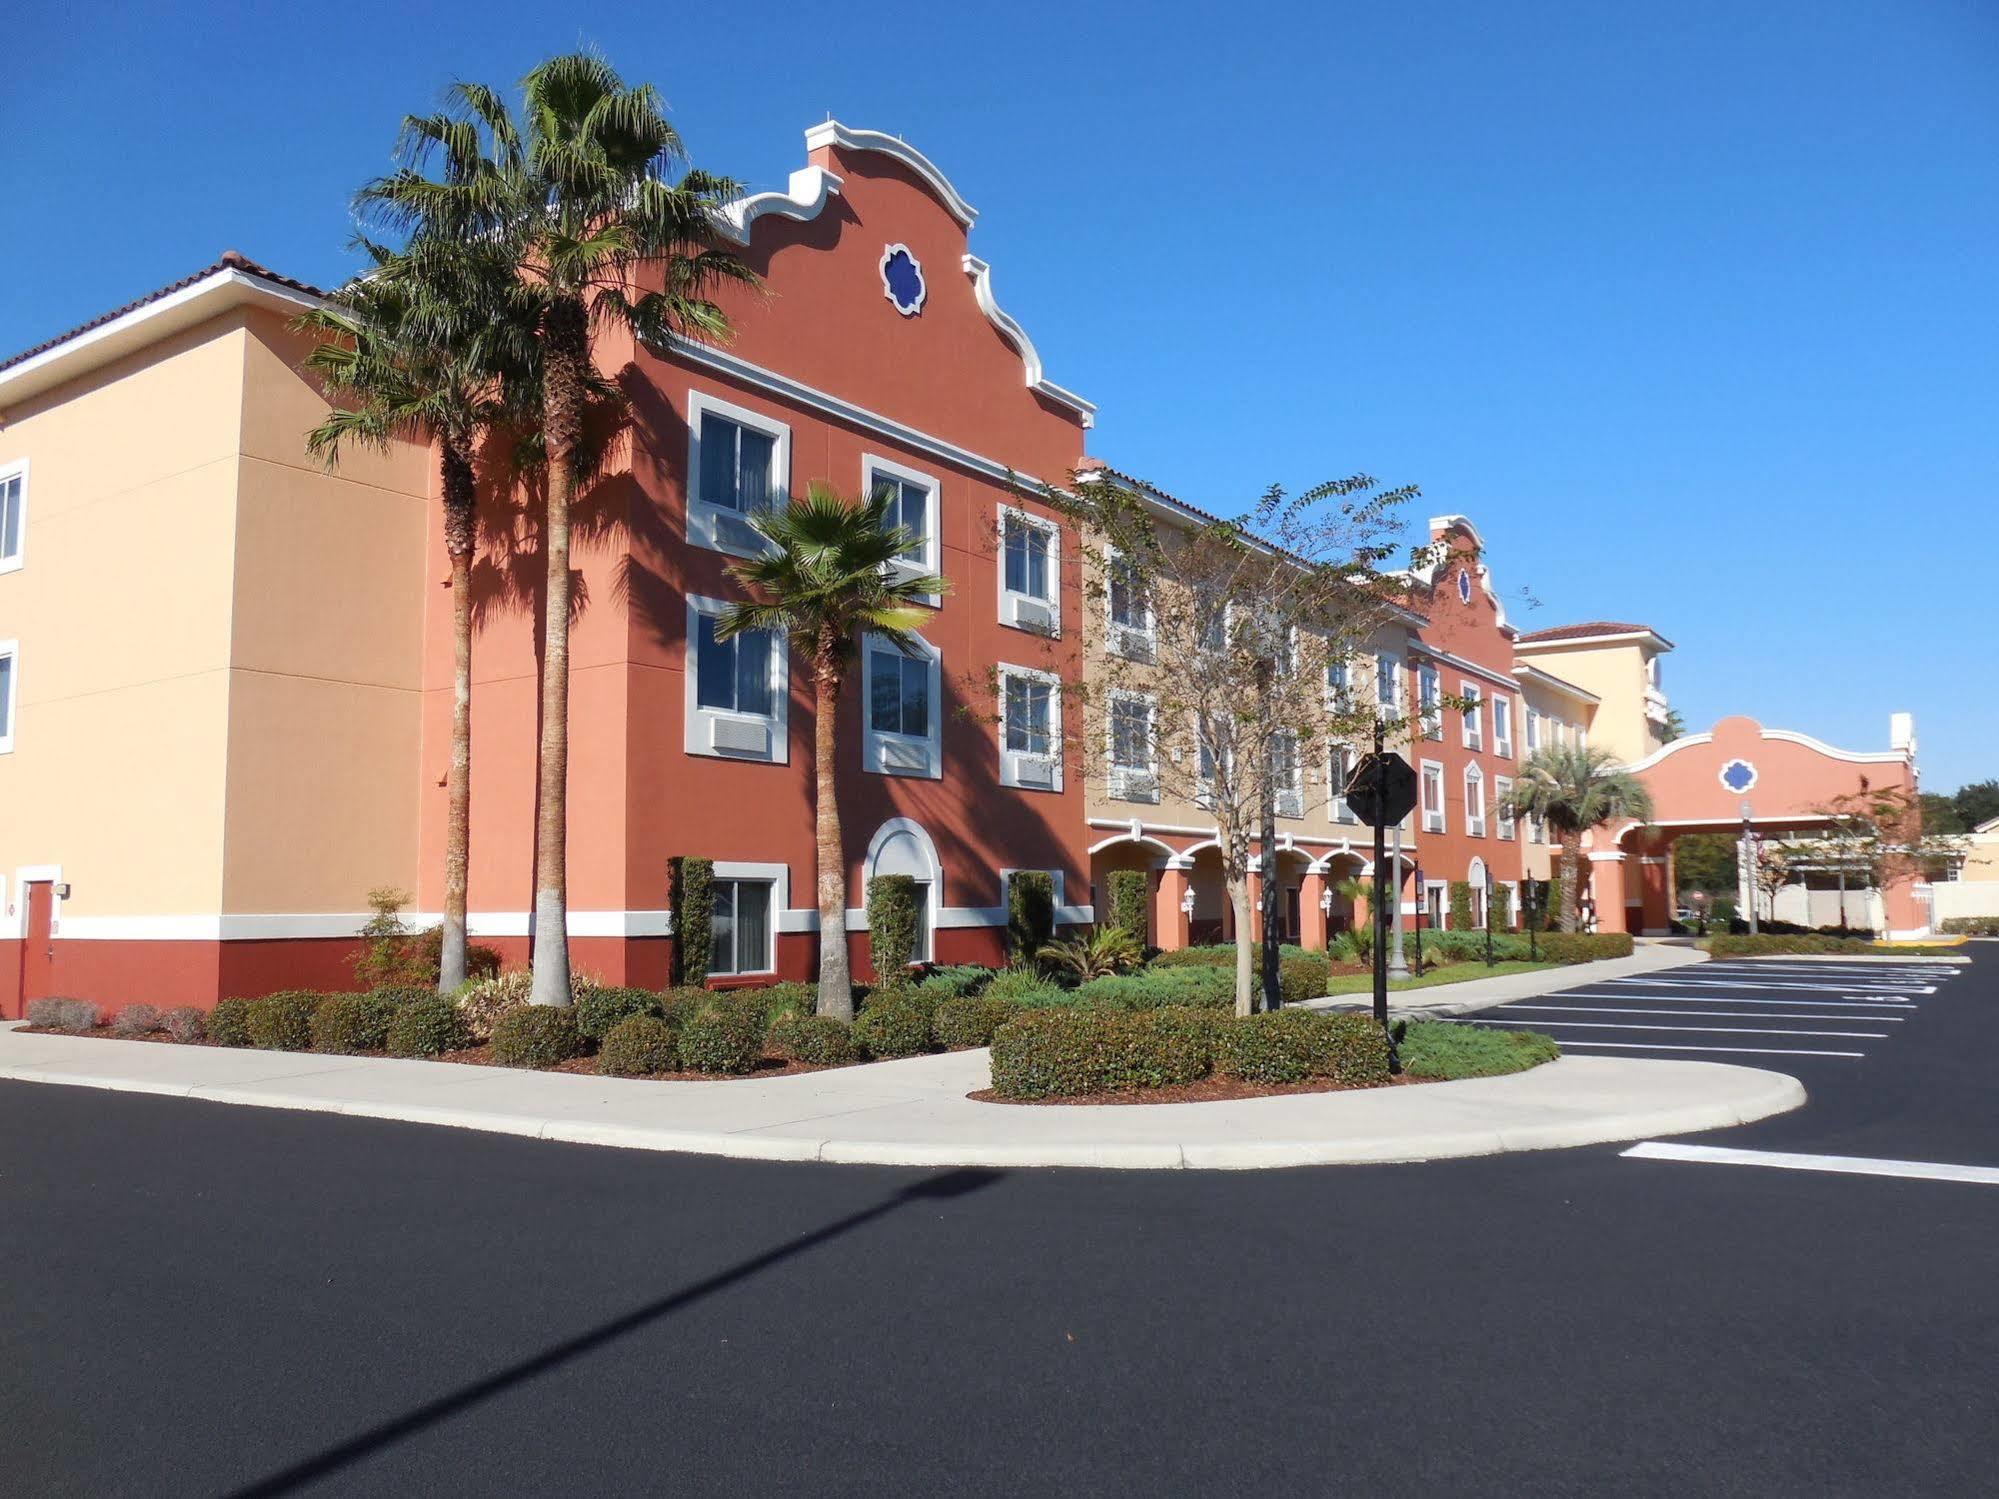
[1503,745,1655,933]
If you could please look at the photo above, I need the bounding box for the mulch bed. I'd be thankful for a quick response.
[971,1072,1436,1106]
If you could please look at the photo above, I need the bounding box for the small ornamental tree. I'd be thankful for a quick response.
[672,857,714,988]
[1449,881,1475,933]
[868,875,920,980]
[1106,870,1150,945]
[1006,871,1056,962]
[1490,882,1513,932]
[1785,781,1964,930]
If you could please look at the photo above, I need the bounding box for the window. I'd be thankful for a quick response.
[688,393,788,557]
[1196,590,1229,653]
[1108,693,1157,802]
[1425,883,1446,928]
[1330,743,1358,823]
[1465,764,1487,837]
[1195,719,1225,809]
[685,598,786,761]
[998,506,1059,633]
[1106,550,1154,658]
[1376,653,1403,716]
[1495,776,1516,840]
[865,455,939,591]
[1420,759,1446,834]
[863,635,941,777]
[1493,696,1513,758]
[1418,663,1442,740]
[998,665,1062,791]
[1526,708,1541,753]
[0,640,15,753]
[709,878,774,975]
[1577,723,1589,752]
[0,462,24,572]
[1461,682,1483,750]
[1272,730,1303,818]
[1326,657,1353,712]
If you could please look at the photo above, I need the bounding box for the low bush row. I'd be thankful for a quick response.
[1705,933,1960,958]
[1397,1020,1560,1080]
[1939,916,1999,937]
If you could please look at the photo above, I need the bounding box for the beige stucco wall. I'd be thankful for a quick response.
[1513,676,1599,881]
[0,305,430,926]
[1514,639,1664,765]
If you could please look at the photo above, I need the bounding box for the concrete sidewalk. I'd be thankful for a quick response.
[1302,940,1710,1020]
[0,1022,1802,1171]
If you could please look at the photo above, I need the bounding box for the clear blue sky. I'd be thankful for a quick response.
[6,1,1993,789]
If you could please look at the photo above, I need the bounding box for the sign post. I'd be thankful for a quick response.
[1343,728,1420,1064]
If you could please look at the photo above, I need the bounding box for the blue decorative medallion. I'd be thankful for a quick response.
[1719,758,1758,794]
[1457,569,1473,603]
[880,243,926,316]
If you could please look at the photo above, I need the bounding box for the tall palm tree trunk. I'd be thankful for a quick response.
[1558,829,1583,934]
[813,632,853,1020]
[529,299,585,1006]
[439,438,477,992]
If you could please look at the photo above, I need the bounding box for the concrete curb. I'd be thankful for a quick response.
[0,1050,1808,1172]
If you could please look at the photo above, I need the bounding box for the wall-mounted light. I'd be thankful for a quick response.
[54,883,71,900]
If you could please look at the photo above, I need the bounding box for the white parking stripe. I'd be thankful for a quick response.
[1603,978,1934,994]
[1496,1005,1907,1023]
[1623,1142,1999,1186]
[1557,991,1916,1009]
[1552,1040,1866,1058]
[1482,1020,1886,1038]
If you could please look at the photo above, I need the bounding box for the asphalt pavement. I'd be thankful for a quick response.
[2,946,1993,1497]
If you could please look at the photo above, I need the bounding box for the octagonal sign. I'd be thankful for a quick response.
[880,244,926,316]
[1718,758,1758,794]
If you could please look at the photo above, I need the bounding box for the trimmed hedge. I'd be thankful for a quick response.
[755,981,817,1020]
[1278,955,1330,1005]
[1105,869,1150,944]
[1006,870,1056,963]
[488,1006,585,1069]
[386,994,470,1058]
[853,990,935,1059]
[1150,943,1315,969]
[597,1015,681,1077]
[310,992,398,1054]
[1940,916,1999,937]
[1215,1010,1391,1086]
[112,1004,162,1038]
[27,997,97,1032]
[671,856,714,988]
[990,1007,1222,1099]
[1538,932,1634,963]
[932,994,1022,1049]
[209,997,255,1048]
[768,1012,858,1065]
[1399,1021,1559,1079]
[1705,934,1959,958]
[246,990,322,1051]
[915,966,990,1001]
[1070,966,1234,1010]
[161,1006,207,1045]
[575,985,664,1043]
[1449,881,1475,933]
[868,875,920,980]
[678,993,770,1075]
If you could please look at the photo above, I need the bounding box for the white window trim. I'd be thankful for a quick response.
[1424,879,1449,929]
[1465,762,1487,838]
[1105,689,1159,803]
[686,389,791,560]
[1496,879,1518,927]
[1460,680,1483,751]
[708,863,783,976]
[1492,695,1513,758]
[1375,653,1404,719]
[995,502,1061,636]
[1495,775,1516,840]
[862,451,942,603]
[1420,757,1447,834]
[997,662,1063,793]
[0,638,16,754]
[1104,546,1156,660]
[0,459,27,574]
[1329,742,1358,824]
[861,632,943,780]
[1418,663,1443,741]
[1324,655,1354,714]
[1272,728,1304,819]
[683,596,789,764]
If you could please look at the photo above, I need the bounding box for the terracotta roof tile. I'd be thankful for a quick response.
[1516,620,1659,643]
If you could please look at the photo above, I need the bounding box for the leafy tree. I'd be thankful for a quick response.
[1502,745,1656,933]
[1672,831,1738,899]
[1952,779,1999,830]
[299,240,527,991]
[359,53,756,1005]
[718,484,946,1021]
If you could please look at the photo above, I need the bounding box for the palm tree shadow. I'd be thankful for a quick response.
[222,1167,1005,1497]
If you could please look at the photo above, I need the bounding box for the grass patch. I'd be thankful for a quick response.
[1399,1020,1559,1080]
[1319,960,1562,997]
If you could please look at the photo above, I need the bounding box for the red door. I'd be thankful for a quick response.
[19,881,55,1012]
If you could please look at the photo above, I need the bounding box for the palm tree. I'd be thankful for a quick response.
[360,53,757,1005]
[297,239,526,992]
[716,484,948,1020]
[1504,745,1655,933]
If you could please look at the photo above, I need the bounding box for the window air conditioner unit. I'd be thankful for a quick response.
[714,510,765,554]
[1013,755,1056,790]
[1113,625,1154,662]
[709,717,770,758]
[1276,788,1304,819]
[879,738,931,775]
[1113,769,1158,803]
[1008,595,1056,633]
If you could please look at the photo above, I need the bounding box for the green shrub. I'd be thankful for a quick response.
[1278,954,1330,1005]
[597,1015,681,1076]
[1490,883,1514,931]
[768,1012,857,1065]
[867,875,920,979]
[1940,917,1999,937]
[310,992,398,1054]
[1704,933,1958,958]
[1216,1010,1390,1086]
[932,994,1023,1049]
[1538,932,1635,963]
[915,965,991,1000]
[1071,965,1234,1010]
[989,1007,1222,1099]
[385,994,470,1058]
[1399,1020,1559,1079]
[853,990,935,1059]
[246,990,322,1051]
[671,856,714,987]
[574,986,664,1043]
[753,981,817,1021]
[1150,943,1313,969]
[1449,881,1475,932]
[1006,870,1056,962]
[208,996,256,1048]
[1423,929,1533,964]
[456,971,531,1043]
[980,964,1067,1008]
[1105,869,1150,944]
[488,1006,585,1068]
[678,992,770,1075]
[655,985,714,1027]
